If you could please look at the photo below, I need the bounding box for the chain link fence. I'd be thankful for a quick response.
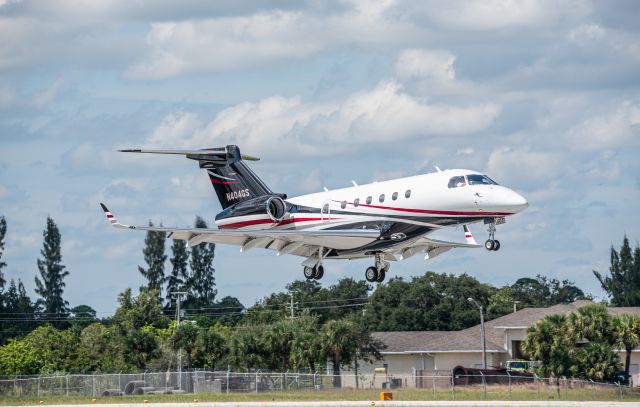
[1,370,639,400]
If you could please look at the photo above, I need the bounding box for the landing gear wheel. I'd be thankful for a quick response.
[365,266,379,283]
[485,239,495,251]
[376,269,386,283]
[492,240,500,251]
[314,265,324,280]
[303,266,315,279]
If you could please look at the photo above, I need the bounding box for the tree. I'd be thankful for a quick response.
[0,215,6,291]
[194,326,229,370]
[35,217,69,327]
[522,314,573,394]
[612,314,640,384]
[138,221,167,302]
[112,288,169,333]
[571,342,620,382]
[594,236,640,306]
[0,279,37,343]
[566,303,612,344]
[363,272,496,331]
[69,305,98,330]
[74,323,128,373]
[171,322,199,371]
[187,216,216,307]
[321,318,358,388]
[289,314,324,371]
[124,329,158,371]
[166,239,188,308]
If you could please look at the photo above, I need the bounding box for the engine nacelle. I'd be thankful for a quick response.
[265,195,287,222]
[214,194,290,228]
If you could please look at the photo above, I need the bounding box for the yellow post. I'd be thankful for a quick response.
[379,391,393,400]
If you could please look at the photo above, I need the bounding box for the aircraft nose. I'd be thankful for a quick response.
[508,190,528,213]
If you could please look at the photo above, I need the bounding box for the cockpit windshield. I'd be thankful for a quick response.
[448,174,498,188]
[467,174,498,185]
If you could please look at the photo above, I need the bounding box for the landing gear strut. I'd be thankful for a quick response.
[365,253,389,283]
[484,222,501,251]
[303,265,324,280]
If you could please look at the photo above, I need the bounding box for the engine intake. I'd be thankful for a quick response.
[265,196,287,222]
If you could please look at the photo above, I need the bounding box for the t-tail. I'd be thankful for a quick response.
[119,145,281,209]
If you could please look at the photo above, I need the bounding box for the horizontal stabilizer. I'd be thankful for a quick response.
[119,148,260,161]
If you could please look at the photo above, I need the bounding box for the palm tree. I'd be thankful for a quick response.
[172,322,199,371]
[571,342,620,382]
[196,326,228,370]
[522,314,573,394]
[322,319,357,388]
[566,304,612,343]
[612,314,640,384]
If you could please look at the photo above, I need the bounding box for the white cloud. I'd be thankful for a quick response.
[395,49,456,83]
[146,80,500,157]
[486,146,562,189]
[567,100,640,150]
[426,0,591,31]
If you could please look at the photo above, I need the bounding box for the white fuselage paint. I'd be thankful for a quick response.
[214,169,528,239]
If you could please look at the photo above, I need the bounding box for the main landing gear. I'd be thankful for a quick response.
[365,253,389,283]
[485,222,501,251]
[303,265,324,280]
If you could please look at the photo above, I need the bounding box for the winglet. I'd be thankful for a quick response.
[463,225,477,245]
[100,203,129,229]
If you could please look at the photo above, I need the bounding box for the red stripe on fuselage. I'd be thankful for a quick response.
[333,201,512,217]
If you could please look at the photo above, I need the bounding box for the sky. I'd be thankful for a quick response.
[1,0,639,314]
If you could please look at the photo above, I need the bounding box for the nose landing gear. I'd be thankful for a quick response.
[485,221,500,251]
[365,253,389,283]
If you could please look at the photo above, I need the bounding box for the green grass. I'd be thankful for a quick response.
[2,385,640,405]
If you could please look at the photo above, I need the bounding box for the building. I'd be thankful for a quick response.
[354,300,640,385]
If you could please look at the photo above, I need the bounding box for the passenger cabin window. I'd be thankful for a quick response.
[448,176,467,188]
[366,196,372,205]
[340,201,347,209]
[405,189,411,198]
[354,198,360,207]
[379,194,385,203]
[467,174,498,185]
[392,192,398,200]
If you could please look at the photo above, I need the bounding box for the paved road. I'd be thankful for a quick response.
[29,401,640,407]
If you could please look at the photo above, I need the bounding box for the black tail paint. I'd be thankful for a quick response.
[187,145,278,209]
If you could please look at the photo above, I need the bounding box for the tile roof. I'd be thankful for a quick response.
[373,300,640,354]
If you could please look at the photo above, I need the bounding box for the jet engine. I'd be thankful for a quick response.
[214,194,290,228]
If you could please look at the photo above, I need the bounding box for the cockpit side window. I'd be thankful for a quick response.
[467,174,498,185]
[448,176,467,188]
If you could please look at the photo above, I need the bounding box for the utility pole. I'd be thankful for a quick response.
[288,293,295,319]
[171,291,187,389]
[468,297,487,370]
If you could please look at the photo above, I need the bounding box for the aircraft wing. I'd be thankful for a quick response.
[100,204,380,258]
[394,228,481,261]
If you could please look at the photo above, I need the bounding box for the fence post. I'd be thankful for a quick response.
[118,372,122,392]
[226,370,230,394]
[38,376,41,398]
[66,374,69,397]
[255,370,260,394]
[451,373,455,400]
[92,373,96,398]
[480,371,486,399]
[589,379,595,399]
[313,371,317,390]
[507,370,512,399]
[432,372,436,398]
[617,381,623,400]
[282,372,285,392]
[535,374,540,399]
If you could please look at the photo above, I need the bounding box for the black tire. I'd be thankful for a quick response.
[485,239,494,251]
[376,269,386,283]
[314,265,324,280]
[365,266,378,282]
[493,240,501,251]
[303,266,315,279]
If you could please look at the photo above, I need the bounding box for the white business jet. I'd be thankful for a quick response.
[101,145,527,283]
